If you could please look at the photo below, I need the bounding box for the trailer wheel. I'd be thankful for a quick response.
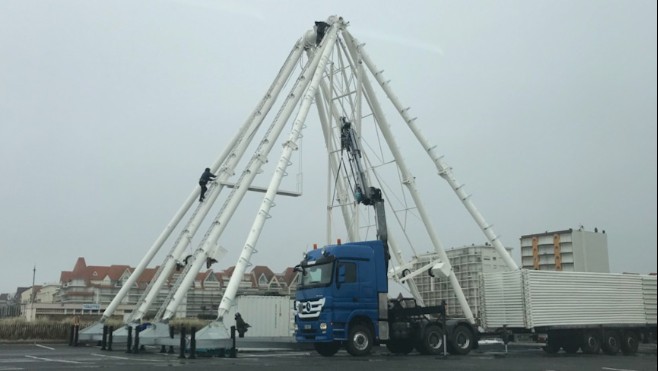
[447,325,473,355]
[620,331,639,355]
[314,341,340,357]
[417,325,444,355]
[601,331,620,355]
[386,340,414,355]
[346,324,373,356]
[581,331,601,354]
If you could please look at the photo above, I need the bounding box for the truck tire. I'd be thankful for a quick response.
[314,341,340,357]
[581,331,601,354]
[417,325,445,355]
[447,325,473,355]
[346,324,373,356]
[386,340,414,355]
[601,331,620,355]
[620,331,639,355]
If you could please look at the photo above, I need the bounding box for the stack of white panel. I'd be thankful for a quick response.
[479,270,525,330]
[523,270,647,328]
[642,275,657,324]
[480,270,658,331]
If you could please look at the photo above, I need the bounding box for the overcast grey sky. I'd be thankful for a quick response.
[1,0,656,295]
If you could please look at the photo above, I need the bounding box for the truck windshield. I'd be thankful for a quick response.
[301,261,334,287]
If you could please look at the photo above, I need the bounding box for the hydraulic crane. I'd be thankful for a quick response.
[339,116,388,260]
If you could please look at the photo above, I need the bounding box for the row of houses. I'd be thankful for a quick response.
[3,228,616,321]
[4,257,301,321]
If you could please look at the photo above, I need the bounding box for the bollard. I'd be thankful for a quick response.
[68,325,75,346]
[229,326,237,358]
[101,325,108,350]
[108,326,114,351]
[178,326,186,359]
[133,325,140,354]
[189,327,196,359]
[168,325,175,354]
[73,324,79,346]
[126,326,133,353]
[441,304,448,359]
[502,325,511,354]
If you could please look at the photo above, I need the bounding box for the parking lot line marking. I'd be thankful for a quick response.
[235,352,312,358]
[33,344,54,351]
[90,353,163,362]
[602,368,639,371]
[90,353,131,360]
[24,355,82,364]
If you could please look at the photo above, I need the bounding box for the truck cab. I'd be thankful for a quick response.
[294,240,389,356]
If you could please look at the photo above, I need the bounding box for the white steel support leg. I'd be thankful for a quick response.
[161,24,342,323]
[342,32,475,324]
[126,39,305,323]
[348,31,518,272]
[214,23,342,325]
[100,112,240,323]
[101,39,307,324]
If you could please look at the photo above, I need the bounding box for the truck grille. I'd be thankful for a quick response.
[294,298,325,319]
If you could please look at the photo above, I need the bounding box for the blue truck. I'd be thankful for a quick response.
[293,118,477,356]
[293,239,478,356]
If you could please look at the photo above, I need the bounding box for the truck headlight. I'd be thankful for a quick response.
[320,323,327,331]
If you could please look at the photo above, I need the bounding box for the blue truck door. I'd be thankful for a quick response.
[333,261,360,337]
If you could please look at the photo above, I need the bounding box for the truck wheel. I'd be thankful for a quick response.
[620,331,639,355]
[346,324,373,356]
[417,325,445,355]
[386,340,414,355]
[601,332,620,355]
[314,341,340,357]
[581,331,601,354]
[448,325,473,355]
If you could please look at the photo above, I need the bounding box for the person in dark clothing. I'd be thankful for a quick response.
[235,312,250,337]
[198,168,216,202]
[314,21,329,46]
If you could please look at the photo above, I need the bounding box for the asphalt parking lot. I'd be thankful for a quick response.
[0,341,655,371]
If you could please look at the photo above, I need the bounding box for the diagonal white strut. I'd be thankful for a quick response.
[161,23,342,322]
[214,21,342,324]
[125,39,307,324]
[342,31,475,323]
[350,31,518,272]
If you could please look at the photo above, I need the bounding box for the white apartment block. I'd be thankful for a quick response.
[520,228,610,272]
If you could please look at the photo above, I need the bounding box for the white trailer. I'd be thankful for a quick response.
[480,269,657,355]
